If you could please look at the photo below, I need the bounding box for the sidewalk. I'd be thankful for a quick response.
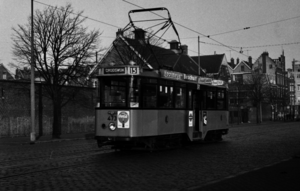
[0,132,94,145]
[187,153,300,191]
[229,120,299,128]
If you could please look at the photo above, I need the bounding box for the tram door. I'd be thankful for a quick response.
[192,90,202,132]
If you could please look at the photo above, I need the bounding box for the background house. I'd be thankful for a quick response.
[227,57,253,124]
[191,54,230,81]
[0,63,14,80]
[252,51,289,121]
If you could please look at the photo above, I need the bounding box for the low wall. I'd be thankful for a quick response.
[0,115,94,137]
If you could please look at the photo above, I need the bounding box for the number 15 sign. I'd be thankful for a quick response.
[128,66,140,75]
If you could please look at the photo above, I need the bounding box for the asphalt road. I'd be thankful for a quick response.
[0,122,300,190]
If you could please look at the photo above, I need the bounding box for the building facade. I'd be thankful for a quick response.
[252,51,289,121]
[227,57,253,124]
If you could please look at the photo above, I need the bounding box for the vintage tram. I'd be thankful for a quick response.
[94,65,229,150]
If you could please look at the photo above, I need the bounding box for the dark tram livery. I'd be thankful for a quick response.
[95,65,229,149]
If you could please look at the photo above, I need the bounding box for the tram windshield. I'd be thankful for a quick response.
[103,77,127,107]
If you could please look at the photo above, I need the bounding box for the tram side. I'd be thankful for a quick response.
[94,66,229,149]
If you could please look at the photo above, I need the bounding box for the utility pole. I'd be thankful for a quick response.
[30,0,36,144]
[198,36,201,76]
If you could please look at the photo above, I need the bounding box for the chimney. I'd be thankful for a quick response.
[231,58,234,66]
[292,59,296,71]
[248,56,252,65]
[262,51,268,73]
[116,29,123,37]
[169,40,179,50]
[280,50,285,71]
[181,45,188,55]
[169,40,179,53]
[236,57,240,64]
[134,28,146,41]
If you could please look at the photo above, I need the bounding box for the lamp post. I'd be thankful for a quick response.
[30,0,36,144]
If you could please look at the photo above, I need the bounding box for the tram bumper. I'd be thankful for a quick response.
[95,136,134,148]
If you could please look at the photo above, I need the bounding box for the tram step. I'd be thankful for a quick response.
[193,132,202,137]
[193,137,202,141]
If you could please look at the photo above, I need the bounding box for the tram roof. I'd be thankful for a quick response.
[112,37,204,76]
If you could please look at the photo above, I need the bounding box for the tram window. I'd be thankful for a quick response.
[202,90,207,109]
[217,90,225,109]
[217,89,226,110]
[175,82,186,87]
[129,77,140,107]
[142,84,157,108]
[175,87,186,108]
[144,78,157,84]
[103,78,127,107]
[188,90,193,109]
[206,89,216,109]
[158,85,173,108]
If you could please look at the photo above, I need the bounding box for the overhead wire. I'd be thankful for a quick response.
[34,0,120,29]
[200,41,300,49]
[210,14,300,37]
[121,0,249,58]
[34,0,298,60]
[122,0,300,60]
[34,0,228,56]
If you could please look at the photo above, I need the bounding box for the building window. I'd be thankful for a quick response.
[241,65,244,72]
[3,72,7,79]
[298,84,300,91]
[269,64,272,69]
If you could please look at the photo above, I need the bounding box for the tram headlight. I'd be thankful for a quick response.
[108,122,116,131]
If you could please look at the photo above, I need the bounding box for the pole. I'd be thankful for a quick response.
[30,0,36,144]
[198,36,201,76]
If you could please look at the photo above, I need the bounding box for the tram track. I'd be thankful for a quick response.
[0,147,109,168]
[0,147,113,180]
[226,122,299,141]
[0,141,100,163]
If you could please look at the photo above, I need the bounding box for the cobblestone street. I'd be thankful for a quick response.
[0,122,300,190]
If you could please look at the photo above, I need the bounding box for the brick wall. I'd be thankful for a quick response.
[0,80,96,137]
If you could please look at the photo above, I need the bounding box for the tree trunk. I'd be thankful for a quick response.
[260,102,262,123]
[52,91,62,139]
[256,104,260,124]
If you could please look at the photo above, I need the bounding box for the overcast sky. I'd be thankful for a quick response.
[1,0,300,73]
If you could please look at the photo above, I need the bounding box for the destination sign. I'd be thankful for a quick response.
[160,69,223,86]
[99,66,141,76]
[103,67,126,74]
[211,80,224,86]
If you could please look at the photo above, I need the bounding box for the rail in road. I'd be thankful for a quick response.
[0,122,299,190]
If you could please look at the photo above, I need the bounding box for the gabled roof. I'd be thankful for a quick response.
[191,54,225,74]
[0,63,15,80]
[232,60,252,71]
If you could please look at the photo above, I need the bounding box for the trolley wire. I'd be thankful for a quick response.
[34,0,121,29]
[122,0,249,58]
[199,41,300,49]
[209,14,300,37]
[122,0,300,59]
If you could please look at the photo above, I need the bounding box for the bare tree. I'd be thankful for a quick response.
[244,72,270,123]
[12,4,101,138]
